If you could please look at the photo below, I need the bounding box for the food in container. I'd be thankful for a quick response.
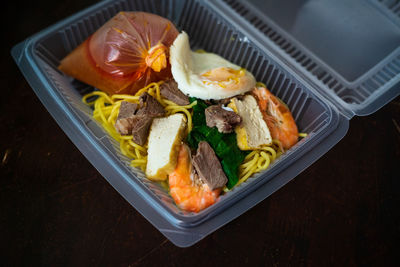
[60,11,300,213]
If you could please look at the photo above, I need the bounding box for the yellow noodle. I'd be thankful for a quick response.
[134,82,160,97]
[82,93,97,106]
[237,165,257,186]
[244,150,258,160]
[134,147,141,159]
[154,83,164,105]
[130,160,146,172]
[127,140,147,153]
[95,99,107,124]
[111,94,140,102]
[163,99,197,109]
[119,140,129,157]
[241,159,257,169]
[107,102,122,124]
[241,153,259,174]
[261,146,277,161]
[298,132,308,137]
[258,151,271,170]
[94,105,113,113]
[224,142,282,191]
[166,106,193,133]
[119,135,134,140]
[131,159,147,164]
[256,154,266,169]
[83,91,113,105]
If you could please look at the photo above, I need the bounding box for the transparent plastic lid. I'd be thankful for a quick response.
[213,0,400,117]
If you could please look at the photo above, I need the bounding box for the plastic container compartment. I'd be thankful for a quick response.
[11,0,399,247]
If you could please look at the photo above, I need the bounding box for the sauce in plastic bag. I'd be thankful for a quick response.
[83,12,178,94]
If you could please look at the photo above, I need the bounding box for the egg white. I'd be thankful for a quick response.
[169,32,256,100]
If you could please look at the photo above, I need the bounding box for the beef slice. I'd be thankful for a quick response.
[115,101,138,135]
[136,92,165,117]
[160,80,189,106]
[205,105,241,133]
[192,141,228,190]
[131,115,153,146]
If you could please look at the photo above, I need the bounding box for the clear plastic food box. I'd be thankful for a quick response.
[11,0,400,247]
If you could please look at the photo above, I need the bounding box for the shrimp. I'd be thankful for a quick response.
[252,87,298,150]
[169,144,221,213]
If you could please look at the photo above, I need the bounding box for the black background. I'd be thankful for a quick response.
[2,0,400,266]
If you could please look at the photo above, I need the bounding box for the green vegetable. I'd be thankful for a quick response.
[190,97,207,126]
[221,159,239,189]
[187,98,247,189]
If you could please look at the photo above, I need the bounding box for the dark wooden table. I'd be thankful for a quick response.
[2,0,400,266]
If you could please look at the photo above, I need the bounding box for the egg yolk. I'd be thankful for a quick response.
[200,67,246,90]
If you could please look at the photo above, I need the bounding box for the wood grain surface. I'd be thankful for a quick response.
[2,0,400,266]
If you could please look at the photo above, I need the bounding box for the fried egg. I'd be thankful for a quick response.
[169,32,256,100]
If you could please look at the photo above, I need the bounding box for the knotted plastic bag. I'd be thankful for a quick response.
[59,12,179,95]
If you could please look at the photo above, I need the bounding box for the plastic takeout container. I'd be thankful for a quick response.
[12,0,400,247]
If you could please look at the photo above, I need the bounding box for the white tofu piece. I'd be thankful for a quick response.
[145,114,187,181]
[232,95,272,149]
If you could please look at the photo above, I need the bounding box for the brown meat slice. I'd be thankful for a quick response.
[136,92,165,117]
[131,115,153,146]
[192,141,228,190]
[159,80,189,106]
[205,105,242,133]
[115,96,163,144]
[115,101,138,135]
